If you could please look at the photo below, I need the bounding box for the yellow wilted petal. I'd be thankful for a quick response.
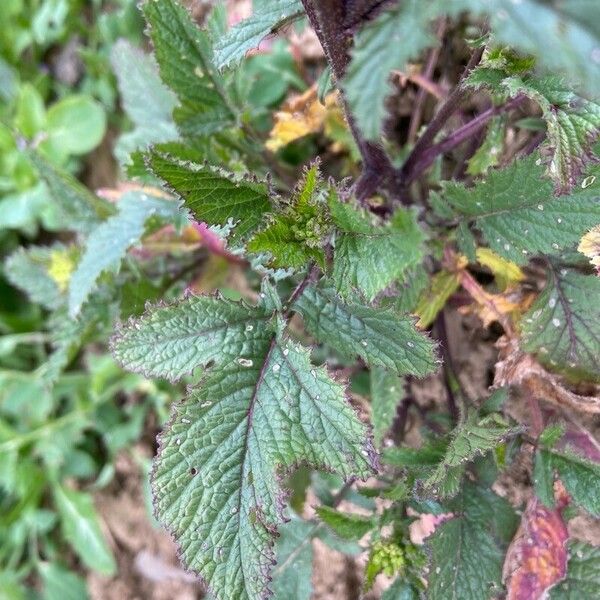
[578,224,600,267]
[476,247,524,290]
[266,86,334,152]
[48,249,75,291]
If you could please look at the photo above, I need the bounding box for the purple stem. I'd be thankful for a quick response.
[402,95,526,186]
[407,19,446,144]
[301,0,401,203]
[399,46,484,185]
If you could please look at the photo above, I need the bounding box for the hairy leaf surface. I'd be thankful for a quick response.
[112,295,274,381]
[150,327,375,599]
[544,449,600,516]
[294,285,437,377]
[470,73,600,192]
[441,155,600,264]
[247,163,330,269]
[550,541,600,599]
[427,483,517,600]
[425,411,520,498]
[521,268,600,381]
[146,150,272,240]
[143,0,235,136]
[214,0,303,70]
[330,200,424,300]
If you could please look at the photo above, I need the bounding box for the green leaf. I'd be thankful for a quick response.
[521,268,600,381]
[214,0,303,70]
[68,191,181,317]
[414,269,461,329]
[44,95,106,156]
[382,578,418,600]
[112,295,275,382]
[455,0,600,97]
[330,199,425,301]
[546,449,600,515]
[425,411,520,498]
[478,74,600,192]
[28,151,114,232]
[316,505,374,540]
[344,0,438,139]
[110,40,178,164]
[38,562,88,600]
[142,0,235,136]
[427,483,517,600]
[294,285,437,376]
[52,484,116,576]
[147,320,375,599]
[533,448,555,508]
[550,541,600,599]
[466,115,506,176]
[272,517,314,600]
[441,155,600,264]
[247,163,330,269]
[4,244,65,310]
[146,149,271,241]
[14,83,46,138]
[370,368,403,447]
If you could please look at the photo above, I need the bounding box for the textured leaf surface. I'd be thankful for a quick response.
[110,40,178,164]
[151,325,375,599]
[112,295,274,381]
[550,541,600,599]
[330,200,425,300]
[344,0,438,139]
[442,155,600,264]
[214,0,303,69]
[146,150,271,240]
[425,411,519,498]
[521,268,600,381]
[427,483,517,600]
[53,484,116,576]
[294,285,437,377]
[476,74,600,192]
[143,0,234,135]
[247,163,330,269]
[68,191,180,316]
[546,449,600,515]
[370,368,403,447]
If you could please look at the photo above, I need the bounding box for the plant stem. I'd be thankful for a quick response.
[402,94,526,185]
[407,19,447,144]
[301,0,399,203]
[399,46,484,184]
